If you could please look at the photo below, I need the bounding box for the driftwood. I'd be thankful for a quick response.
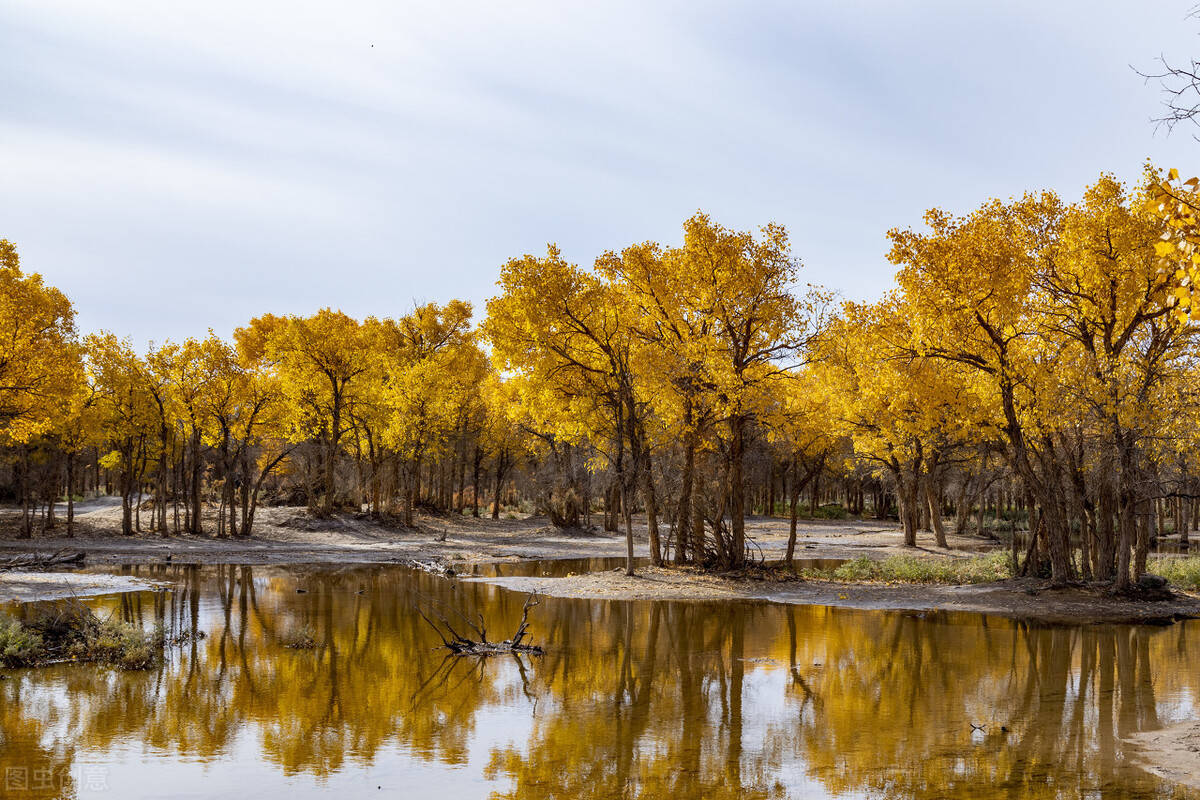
[0,550,86,570]
[405,558,457,578]
[417,592,544,656]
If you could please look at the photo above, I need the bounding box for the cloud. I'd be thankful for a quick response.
[1,0,1198,345]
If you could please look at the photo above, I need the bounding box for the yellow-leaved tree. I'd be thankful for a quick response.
[0,240,81,446]
[258,309,374,516]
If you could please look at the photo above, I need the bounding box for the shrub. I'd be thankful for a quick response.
[80,620,161,669]
[801,552,1011,584]
[1148,556,1200,591]
[0,617,46,667]
[814,504,849,520]
[1,602,168,670]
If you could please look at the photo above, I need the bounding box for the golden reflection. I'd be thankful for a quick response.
[1,565,1198,799]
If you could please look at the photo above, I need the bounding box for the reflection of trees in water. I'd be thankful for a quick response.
[487,601,788,799]
[2,567,1198,799]
[488,604,1196,799]
[0,682,77,800]
[776,607,1183,799]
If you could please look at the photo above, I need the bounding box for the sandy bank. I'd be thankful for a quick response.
[1126,720,1200,789]
[3,504,1198,624]
[467,566,1200,626]
[0,572,164,603]
[0,505,981,567]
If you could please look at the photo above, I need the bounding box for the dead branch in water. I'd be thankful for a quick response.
[0,549,86,571]
[417,592,544,656]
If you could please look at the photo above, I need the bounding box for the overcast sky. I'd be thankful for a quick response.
[3,0,1200,345]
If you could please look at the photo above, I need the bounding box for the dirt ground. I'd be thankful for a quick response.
[0,497,991,565]
[3,499,1200,626]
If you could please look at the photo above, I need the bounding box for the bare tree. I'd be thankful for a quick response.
[1136,6,1200,137]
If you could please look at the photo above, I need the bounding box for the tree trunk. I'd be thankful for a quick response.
[18,446,31,540]
[675,428,696,565]
[491,452,505,520]
[640,445,662,566]
[1135,506,1152,580]
[66,450,76,538]
[1183,497,1192,552]
[896,469,919,547]
[728,414,746,568]
[472,446,483,518]
[785,461,801,565]
[323,421,337,517]
[190,426,203,534]
[924,477,949,549]
[1114,496,1136,592]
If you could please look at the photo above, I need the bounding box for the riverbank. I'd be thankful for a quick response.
[0,572,163,603]
[469,566,1200,625]
[0,502,988,566]
[3,504,1199,625]
[1126,721,1200,790]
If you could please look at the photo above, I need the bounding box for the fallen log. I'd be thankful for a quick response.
[0,550,86,571]
[417,592,544,656]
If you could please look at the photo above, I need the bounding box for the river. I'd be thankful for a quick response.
[1,562,1197,799]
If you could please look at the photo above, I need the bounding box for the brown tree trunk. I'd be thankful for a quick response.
[18,446,31,540]
[323,419,337,517]
[924,477,949,549]
[66,450,76,538]
[728,414,746,568]
[491,451,505,520]
[896,470,920,548]
[640,446,662,566]
[675,428,696,564]
[1135,506,1152,580]
[786,462,801,565]
[472,446,483,518]
[190,426,203,534]
[1183,497,1192,552]
[1114,496,1136,592]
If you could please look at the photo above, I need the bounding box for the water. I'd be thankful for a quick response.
[461,556,649,578]
[2,562,1198,799]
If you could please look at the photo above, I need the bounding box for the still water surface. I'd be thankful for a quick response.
[2,562,1198,799]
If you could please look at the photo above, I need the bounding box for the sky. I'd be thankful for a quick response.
[3,0,1200,345]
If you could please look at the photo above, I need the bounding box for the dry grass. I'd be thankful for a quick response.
[0,602,165,669]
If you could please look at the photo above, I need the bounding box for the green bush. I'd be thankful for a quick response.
[813,503,849,520]
[1148,556,1200,591]
[789,503,851,520]
[0,617,46,667]
[801,552,1012,585]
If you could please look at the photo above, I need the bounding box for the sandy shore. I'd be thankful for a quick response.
[0,572,164,603]
[1125,720,1200,789]
[3,502,1199,624]
[468,566,1200,625]
[0,500,992,566]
